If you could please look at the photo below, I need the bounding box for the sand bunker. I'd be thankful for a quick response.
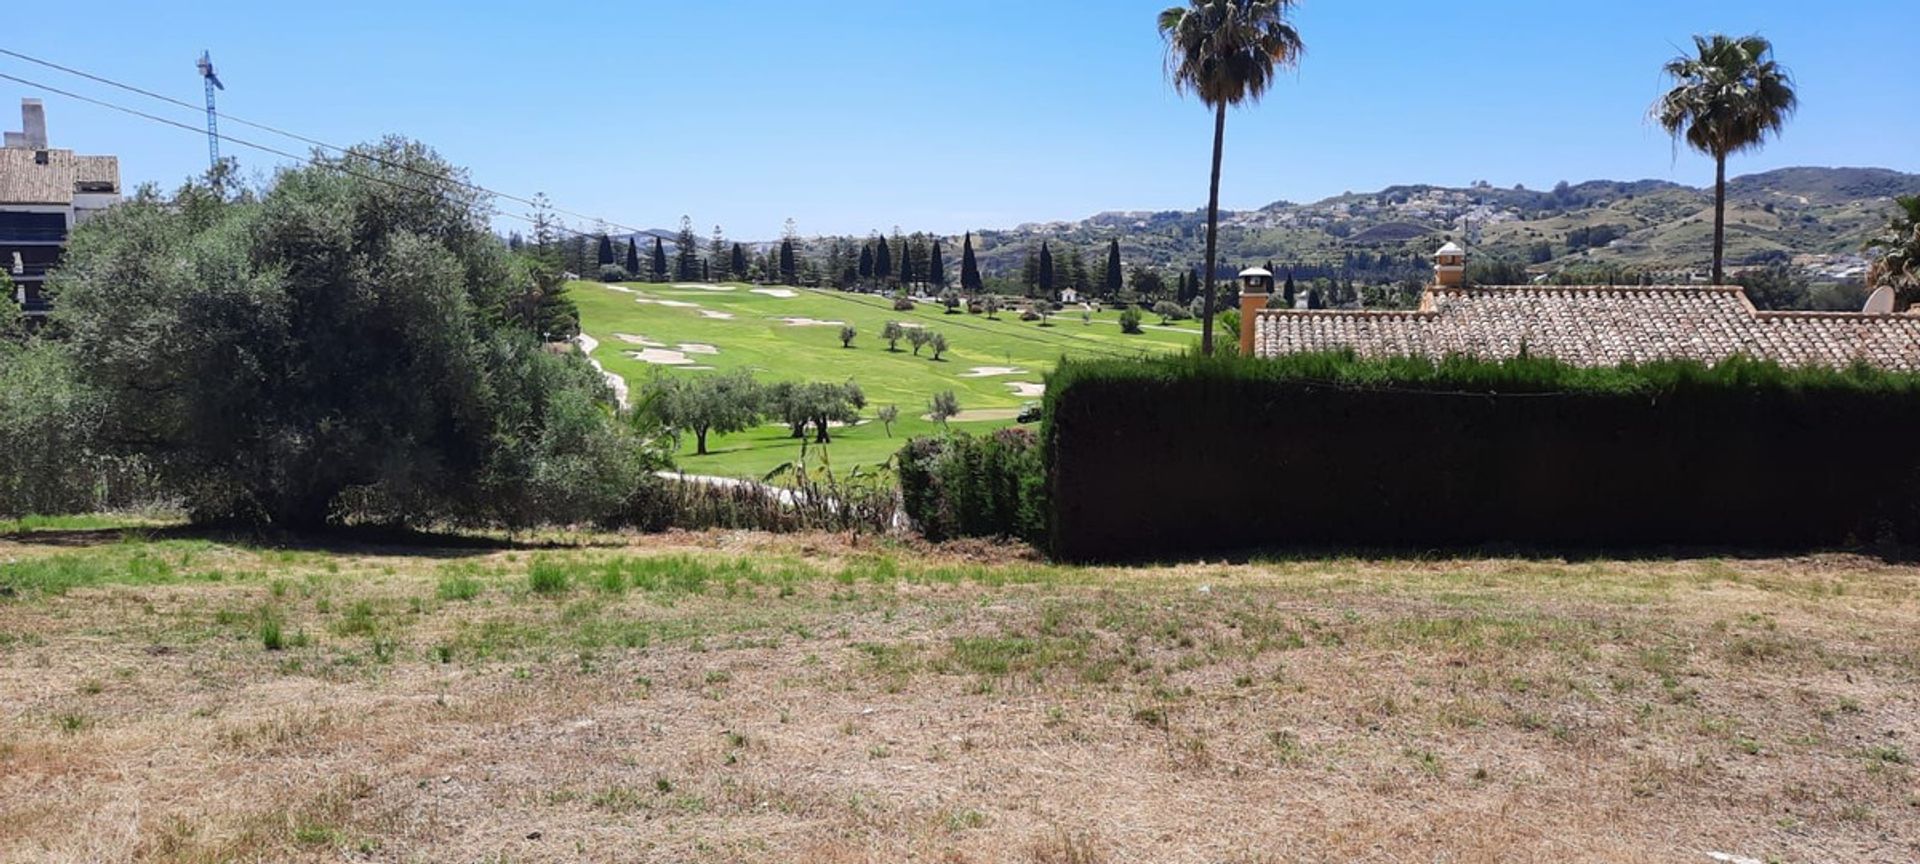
[636,298,701,309]
[751,288,799,298]
[678,343,719,355]
[922,408,1022,423]
[600,283,637,294]
[1005,382,1046,397]
[614,333,664,347]
[674,283,736,292]
[699,310,735,320]
[961,366,1027,378]
[779,317,846,327]
[627,348,695,366]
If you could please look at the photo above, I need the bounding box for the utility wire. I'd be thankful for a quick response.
[0,48,648,236]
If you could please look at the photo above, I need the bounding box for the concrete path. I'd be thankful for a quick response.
[574,334,630,410]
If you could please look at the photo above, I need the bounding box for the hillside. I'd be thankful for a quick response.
[960,166,1917,282]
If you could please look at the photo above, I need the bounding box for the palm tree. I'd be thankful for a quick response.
[1867,196,1920,310]
[1159,0,1303,355]
[1652,34,1797,285]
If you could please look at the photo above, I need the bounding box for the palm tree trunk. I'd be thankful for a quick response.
[1712,154,1727,285]
[1200,101,1227,356]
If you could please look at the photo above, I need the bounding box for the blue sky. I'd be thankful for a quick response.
[7,1,1916,239]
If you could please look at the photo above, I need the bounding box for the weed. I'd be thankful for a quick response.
[528,558,571,595]
[436,574,482,602]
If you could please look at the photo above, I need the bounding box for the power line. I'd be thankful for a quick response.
[0,48,649,237]
[0,70,650,248]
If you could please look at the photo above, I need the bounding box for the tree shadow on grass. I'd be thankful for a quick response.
[0,523,646,559]
[1096,539,1920,568]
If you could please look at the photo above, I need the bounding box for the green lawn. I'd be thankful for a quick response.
[572,280,1199,477]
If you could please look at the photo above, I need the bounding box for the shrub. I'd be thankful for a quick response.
[1118,308,1143,334]
[1152,300,1190,324]
[839,325,857,348]
[597,264,633,283]
[898,428,1047,545]
[1045,351,1920,561]
[893,294,916,311]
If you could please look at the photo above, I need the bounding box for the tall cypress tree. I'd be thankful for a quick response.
[779,239,797,284]
[874,237,893,283]
[929,239,947,287]
[597,233,615,267]
[1104,239,1123,299]
[960,233,982,293]
[1283,269,1296,307]
[858,244,874,281]
[651,237,668,281]
[1038,242,1055,297]
[625,238,640,275]
[898,239,916,287]
[731,243,748,279]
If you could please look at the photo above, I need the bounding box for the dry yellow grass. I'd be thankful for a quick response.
[2,528,1917,863]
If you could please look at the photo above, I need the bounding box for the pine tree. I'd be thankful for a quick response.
[651,237,668,281]
[674,216,698,281]
[625,238,640,275]
[731,243,748,279]
[597,233,614,267]
[929,239,947,287]
[1038,242,1055,297]
[1104,239,1123,299]
[961,233,982,294]
[710,226,728,281]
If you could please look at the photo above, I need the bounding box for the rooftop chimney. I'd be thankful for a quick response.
[4,99,48,149]
[1433,241,1466,288]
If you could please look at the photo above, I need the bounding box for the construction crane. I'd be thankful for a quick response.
[195,50,223,169]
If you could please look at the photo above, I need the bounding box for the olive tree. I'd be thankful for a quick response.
[649,370,762,456]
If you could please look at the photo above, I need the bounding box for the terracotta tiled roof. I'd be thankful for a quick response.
[1254,286,1920,372]
[0,147,78,204]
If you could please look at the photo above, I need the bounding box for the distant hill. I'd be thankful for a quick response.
[955,166,1916,282]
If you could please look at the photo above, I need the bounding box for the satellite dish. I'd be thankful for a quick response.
[1863,285,1896,314]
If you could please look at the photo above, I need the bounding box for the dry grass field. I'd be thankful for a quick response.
[2,526,1917,863]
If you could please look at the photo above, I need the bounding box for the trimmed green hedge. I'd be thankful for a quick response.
[1045,352,1920,561]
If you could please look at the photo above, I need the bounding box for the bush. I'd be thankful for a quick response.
[1046,351,1920,561]
[1118,308,1143,334]
[898,428,1046,544]
[597,264,633,283]
[893,294,916,311]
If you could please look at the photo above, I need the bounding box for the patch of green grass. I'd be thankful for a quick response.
[572,279,1195,478]
[435,572,482,602]
[527,558,571,595]
[0,549,188,597]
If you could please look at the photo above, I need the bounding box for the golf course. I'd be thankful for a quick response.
[571,280,1203,476]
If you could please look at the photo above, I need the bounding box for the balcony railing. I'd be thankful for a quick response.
[0,227,68,243]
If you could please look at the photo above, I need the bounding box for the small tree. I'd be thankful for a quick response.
[907,327,932,356]
[928,332,949,361]
[1119,307,1144,334]
[650,370,761,456]
[929,390,961,428]
[940,290,961,314]
[839,324,857,348]
[882,320,905,352]
[1153,299,1189,324]
[878,404,900,437]
[983,296,1002,319]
